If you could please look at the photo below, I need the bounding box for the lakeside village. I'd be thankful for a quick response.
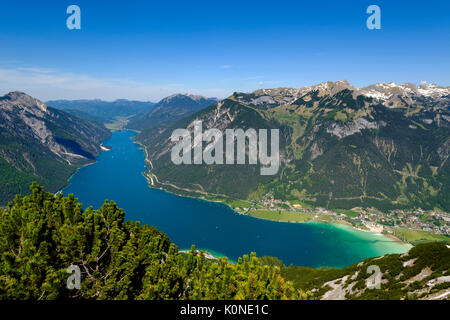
[231,194,450,242]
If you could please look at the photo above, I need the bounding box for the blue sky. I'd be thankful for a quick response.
[0,0,449,101]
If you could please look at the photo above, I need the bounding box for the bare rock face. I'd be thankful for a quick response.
[234,80,450,110]
[1,91,47,112]
[0,91,110,164]
[359,82,450,108]
[0,91,111,203]
[326,118,382,139]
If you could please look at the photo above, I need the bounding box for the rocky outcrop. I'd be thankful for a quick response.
[326,118,383,139]
[0,91,111,203]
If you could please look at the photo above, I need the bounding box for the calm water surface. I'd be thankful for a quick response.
[63,130,410,268]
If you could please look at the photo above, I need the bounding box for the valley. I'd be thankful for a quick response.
[2,0,450,303]
[1,86,448,300]
[61,130,412,268]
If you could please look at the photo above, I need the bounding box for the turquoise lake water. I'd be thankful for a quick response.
[62,130,411,268]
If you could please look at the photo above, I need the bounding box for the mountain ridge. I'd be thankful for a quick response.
[46,98,157,124]
[136,80,450,212]
[0,91,111,204]
[234,80,450,109]
[126,93,218,130]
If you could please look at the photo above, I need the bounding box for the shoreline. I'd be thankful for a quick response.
[56,160,97,194]
[383,232,408,245]
[114,130,416,253]
[246,211,411,247]
[133,136,414,249]
[57,130,415,269]
[132,136,240,206]
[57,139,112,194]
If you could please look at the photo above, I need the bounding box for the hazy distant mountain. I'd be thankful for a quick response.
[0,92,111,204]
[137,80,450,211]
[126,93,218,130]
[46,99,156,124]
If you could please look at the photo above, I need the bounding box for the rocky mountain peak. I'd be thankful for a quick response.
[0,91,111,204]
[417,83,450,98]
[160,93,211,104]
[0,91,48,112]
[233,80,450,110]
[358,82,450,108]
[127,93,217,130]
[303,80,356,95]
[232,80,357,108]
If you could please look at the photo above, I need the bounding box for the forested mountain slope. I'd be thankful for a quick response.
[127,93,217,130]
[0,92,111,204]
[137,81,450,211]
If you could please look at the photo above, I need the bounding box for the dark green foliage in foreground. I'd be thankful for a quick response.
[0,183,311,300]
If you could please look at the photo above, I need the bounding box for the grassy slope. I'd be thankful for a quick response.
[249,210,317,222]
[393,228,450,245]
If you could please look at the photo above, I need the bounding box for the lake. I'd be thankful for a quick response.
[63,130,411,268]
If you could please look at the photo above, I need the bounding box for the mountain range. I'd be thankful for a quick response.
[136,80,450,212]
[2,82,449,212]
[47,94,218,132]
[46,99,157,124]
[1,86,449,300]
[126,93,218,130]
[0,92,111,204]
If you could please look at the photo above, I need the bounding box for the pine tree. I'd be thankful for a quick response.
[0,183,313,300]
